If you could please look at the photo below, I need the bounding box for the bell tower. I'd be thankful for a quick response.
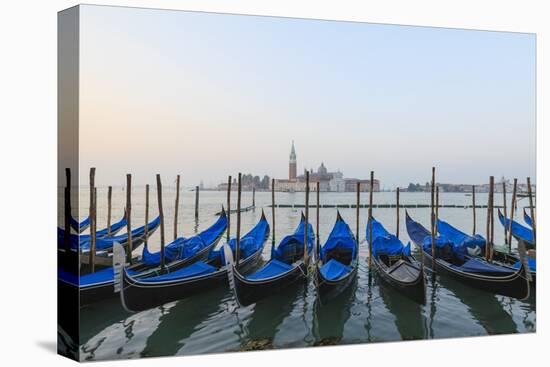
[289,140,297,180]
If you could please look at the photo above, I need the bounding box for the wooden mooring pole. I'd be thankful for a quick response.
[271,178,275,253]
[125,174,133,264]
[107,186,112,236]
[88,167,96,272]
[356,182,360,244]
[236,173,242,268]
[527,177,536,244]
[508,179,518,253]
[472,185,476,235]
[64,168,71,252]
[252,187,256,207]
[435,185,440,234]
[430,167,436,269]
[316,181,320,261]
[304,171,310,266]
[156,174,166,270]
[195,185,200,220]
[226,176,231,242]
[502,181,508,245]
[396,187,400,239]
[144,184,149,249]
[490,176,495,261]
[174,175,180,240]
[368,171,374,267]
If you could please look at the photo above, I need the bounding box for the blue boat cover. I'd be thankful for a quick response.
[512,257,536,272]
[246,259,293,280]
[320,215,357,263]
[319,259,351,281]
[140,261,217,282]
[436,218,486,257]
[523,210,533,228]
[498,210,534,244]
[450,258,515,274]
[272,216,314,262]
[366,217,411,258]
[142,211,227,266]
[70,216,90,232]
[209,214,269,263]
[79,216,128,240]
[405,213,454,255]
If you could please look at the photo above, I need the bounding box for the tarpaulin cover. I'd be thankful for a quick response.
[320,214,357,263]
[140,261,216,282]
[209,214,269,263]
[319,259,351,280]
[437,219,486,249]
[498,210,534,244]
[450,258,515,274]
[272,216,314,262]
[142,211,227,266]
[512,257,536,272]
[79,216,128,240]
[366,217,410,258]
[246,259,293,280]
[405,213,454,255]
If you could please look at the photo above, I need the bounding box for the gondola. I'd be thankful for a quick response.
[230,213,314,306]
[116,211,269,312]
[523,208,534,228]
[70,215,90,233]
[437,217,536,284]
[60,209,227,306]
[406,212,529,300]
[57,216,128,247]
[366,216,425,304]
[497,209,535,249]
[314,212,358,302]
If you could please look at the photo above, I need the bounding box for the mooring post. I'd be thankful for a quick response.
[125,174,133,264]
[88,167,96,272]
[304,171,310,267]
[356,182,360,245]
[502,181,508,245]
[271,178,276,253]
[195,185,200,220]
[252,186,256,207]
[490,176,495,261]
[396,187,400,239]
[368,171,374,267]
[430,167,436,269]
[174,175,180,240]
[107,186,112,236]
[236,173,242,268]
[527,177,536,244]
[435,185,439,234]
[144,184,149,249]
[226,176,232,241]
[316,181,320,261]
[485,177,492,261]
[508,179,518,252]
[156,174,166,270]
[64,168,71,252]
[472,185,476,235]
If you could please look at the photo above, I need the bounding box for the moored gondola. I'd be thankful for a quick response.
[406,212,530,300]
[70,215,90,233]
[523,208,533,228]
[366,216,425,304]
[437,217,536,285]
[230,213,314,306]
[315,212,358,302]
[61,209,227,306]
[57,216,128,248]
[497,209,535,249]
[116,211,269,312]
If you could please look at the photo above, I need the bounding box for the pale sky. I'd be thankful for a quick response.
[79,5,536,189]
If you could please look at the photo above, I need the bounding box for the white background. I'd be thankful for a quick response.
[0,0,547,366]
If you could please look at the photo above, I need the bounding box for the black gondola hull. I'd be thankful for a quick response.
[315,264,358,303]
[232,261,307,306]
[373,256,426,305]
[419,250,530,300]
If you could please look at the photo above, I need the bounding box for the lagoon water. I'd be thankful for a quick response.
[72,189,535,360]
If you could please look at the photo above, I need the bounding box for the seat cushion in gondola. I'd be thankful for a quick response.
[246,259,293,280]
[319,259,351,281]
[140,261,217,282]
[451,258,516,274]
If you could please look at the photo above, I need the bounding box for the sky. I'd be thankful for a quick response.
[78,5,536,189]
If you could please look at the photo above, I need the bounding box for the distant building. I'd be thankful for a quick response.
[272,142,379,192]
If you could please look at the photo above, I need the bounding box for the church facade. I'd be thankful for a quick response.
[272,142,380,192]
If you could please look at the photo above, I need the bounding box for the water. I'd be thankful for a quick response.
[70,189,535,361]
